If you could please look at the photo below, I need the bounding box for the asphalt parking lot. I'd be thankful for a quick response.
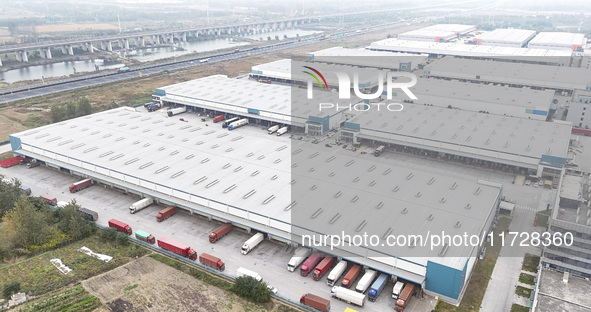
[1,141,437,312]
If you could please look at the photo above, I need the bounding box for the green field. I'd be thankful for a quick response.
[522,253,541,273]
[0,235,149,296]
[18,284,101,312]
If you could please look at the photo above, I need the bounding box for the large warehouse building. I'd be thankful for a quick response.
[9,107,503,305]
[340,103,572,176]
[367,39,573,64]
[153,74,347,135]
[306,46,428,71]
[383,77,555,120]
[473,29,536,47]
[424,57,591,92]
[528,31,586,52]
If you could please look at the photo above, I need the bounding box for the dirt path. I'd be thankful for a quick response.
[81,256,267,312]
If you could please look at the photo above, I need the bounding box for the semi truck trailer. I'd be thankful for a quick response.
[78,207,98,221]
[313,257,334,281]
[157,237,197,260]
[135,230,155,244]
[236,267,262,282]
[300,252,323,277]
[267,125,279,134]
[228,118,248,130]
[392,281,405,299]
[287,247,312,272]
[156,206,177,222]
[108,219,132,235]
[327,260,347,286]
[213,115,225,123]
[300,293,331,312]
[41,194,57,206]
[199,253,225,271]
[241,232,264,255]
[222,117,239,128]
[276,126,288,136]
[331,286,365,307]
[129,197,153,214]
[395,283,415,311]
[368,273,388,302]
[355,269,377,293]
[69,178,92,193]
[341,264,361,289]
[167,106,186,117]
[209,223,233,243]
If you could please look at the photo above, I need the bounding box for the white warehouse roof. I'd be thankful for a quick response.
[345,104,571,168]
[474,29,536,47]
[397,78,555,120]
[307,47,429,70]
[10,107,502,273]
[424,58,591,91]
[398,29,457,41]
[368,39,572,60]
[420,24,476,35]
[529,32,586,50]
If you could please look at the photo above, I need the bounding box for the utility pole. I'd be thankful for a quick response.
[117,12,122,33]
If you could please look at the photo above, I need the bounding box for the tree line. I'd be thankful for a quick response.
[50,97,92,123]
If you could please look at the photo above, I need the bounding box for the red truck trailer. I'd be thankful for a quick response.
[69,178,92,193]
[213,115,225,123]
[300,293,331,312]
[313,257,334,281]
[300,252,324,277]
[209,223,233,243]
[157,237,197,260]
[108,219,132,235]
[199,253,225,271]
[395,283,416,312]
[156,206,177,222]
[134,230,155,244]
[40,194,57,206]
[341,264,361,288]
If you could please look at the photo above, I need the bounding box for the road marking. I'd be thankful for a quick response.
[515,205,538,212]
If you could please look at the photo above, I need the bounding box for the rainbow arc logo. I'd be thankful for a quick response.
[302,66,328,90]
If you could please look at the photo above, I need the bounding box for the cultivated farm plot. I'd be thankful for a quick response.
[35,23,119,33]
[17,284,101,312]
[81,256,268,312]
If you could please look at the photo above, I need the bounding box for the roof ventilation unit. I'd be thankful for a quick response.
[401,208,408,214]
[194,176,207,184]
[334,191,342,198]
[427,214,434,221]
[406,173,414,180]
[225,148,234,152]
[139,161,154,169]
[383,168,392,175]
[355,220,367,232]
[415,192,422,198]
[309,152,319,159]
[474,187,481,195]
[368,165,376,172]
[382,227,393,239]
[284,201,296,211]
[311,208,323,219]
[439,244,449,257]
[155,166,169,174]
[171,170,185,178]
[326,156,336,162]
[427,177,435,185]
[376,202,384,209]
[329,213,341,224]
[450,182,458,190]
[454,221,461,228]
[392,186,400,192]
[310,185,317,190]
[465,203,472,210]
[262,195,275,204]
[440,197,446,203]
[351,195,359,203]
[206,179,219,188]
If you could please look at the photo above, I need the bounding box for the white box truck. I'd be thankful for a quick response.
[228,118,249,130]
[129,197,153,214]
[331,286,365,307]
[241,232,264,255]
[267,125,279,134]
[327,260,348,286]
[236,267,262,282]
[287,246,312,272]
[392,281,405,299]
[276,126,288,136]
[355,269,377,293]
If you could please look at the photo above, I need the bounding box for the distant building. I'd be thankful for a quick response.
[473,29,536,47]
[529,32,586,52]
[567,89,591,129]
[397,24,476,42]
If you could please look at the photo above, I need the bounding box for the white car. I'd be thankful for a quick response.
[534,182,539,188]
[266,285,278,294]
[525,180,531,186]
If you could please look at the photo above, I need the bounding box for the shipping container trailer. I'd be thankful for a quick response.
[300,252,324,277]
[276,126,288,136]
[313,257,334,281]
[355,269,377,293]
[228,118,249,130]
[287,247,312,272]
[368,273,388,302]
[222,117,240,128]
[300,293,331,312]
[213,115,225,123]
[135,230,155,244]
[331,286,365,307]
[156,206,177,222]
[392,281,405,299]
[40,194,57,206]
[69,178,92,193]
[241,232,264,255]
[78,207,98,221]
[268,125,279,134]
[167,106,186,117]
[341,264,361,289]
[327,260,348,286]
[108,219,132,235]
[394,283,415,311]
[157,237,197,260]
[129,197,153,214]
[236,267,262,282]
[209,223,233,243]
[199,253,225,271]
